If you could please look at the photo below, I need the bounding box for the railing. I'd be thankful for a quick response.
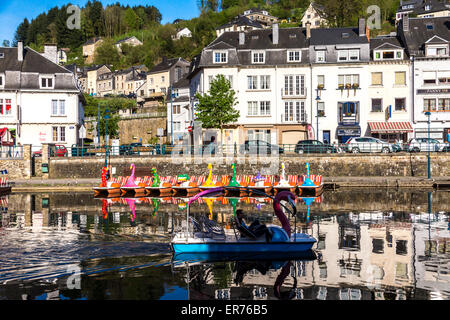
[281,87,307,98]
[84,111,167,122]
[45,141,450,158]
[0,146,24,159]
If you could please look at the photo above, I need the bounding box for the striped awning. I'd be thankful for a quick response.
[368,121,413,133]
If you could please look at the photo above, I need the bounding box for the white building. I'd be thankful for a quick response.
[309,19,371,144]
[301,2,328,28]
[167,76,191,142]
[399,16,450,142]
[366,35,413,143]
[0,42,85,150]
[172,27,192,40]
[190,24,312,146]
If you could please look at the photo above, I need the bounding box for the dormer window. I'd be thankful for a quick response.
[425,4,431,11]
[252,51,265,64]
[338,49,359,62]
[426,46,448,57]
[287,50,301,62]
[426,24,434,30]
[0,53,4,59]
[374,50,403,60]
[316,50,326,63]
[40,75,54,89]
[213,51,228,63]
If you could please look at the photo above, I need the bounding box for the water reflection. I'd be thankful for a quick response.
[0,190,448,300]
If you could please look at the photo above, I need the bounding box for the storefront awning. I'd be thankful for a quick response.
[368,122,413,133]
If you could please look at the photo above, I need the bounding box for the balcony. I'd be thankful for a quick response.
[281,113,308,124]
[281,87,307,99]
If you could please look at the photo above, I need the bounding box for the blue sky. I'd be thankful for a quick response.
[0,0,200,43]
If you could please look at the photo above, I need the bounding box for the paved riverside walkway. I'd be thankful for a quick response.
[9,176,450,192]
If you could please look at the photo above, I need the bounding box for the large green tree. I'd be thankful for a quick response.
[194,75,239,143]
[94,38,120,69]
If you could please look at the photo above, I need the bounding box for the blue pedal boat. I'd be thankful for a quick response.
[170,187,316,254]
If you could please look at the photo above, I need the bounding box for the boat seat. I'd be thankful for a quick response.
[232,216,257,239]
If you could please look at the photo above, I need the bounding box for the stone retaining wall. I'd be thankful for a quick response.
[48,153,450,179]
[0,145,32,179]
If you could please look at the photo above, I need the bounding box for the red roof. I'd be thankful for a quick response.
[368,122,413,133]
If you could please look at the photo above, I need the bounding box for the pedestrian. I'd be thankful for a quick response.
[208,136,216,155]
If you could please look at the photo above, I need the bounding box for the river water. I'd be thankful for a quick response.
[0,189,448,300]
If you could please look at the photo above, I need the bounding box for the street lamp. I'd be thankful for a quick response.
[104,106,110,168]
[425,111,431,179]
[315,89,321,142]
[170,85,174,145]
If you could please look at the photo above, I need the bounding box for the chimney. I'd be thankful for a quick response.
[358,18,366,37]
[239,32,245,45]
[43,44,58,64]
[366,25,370,41]
[306,22,311,39]
[17,41,23,62]
[403,13,409,32]
[272,23,279,45]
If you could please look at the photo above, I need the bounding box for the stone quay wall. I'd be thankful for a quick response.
[47,153,450,179]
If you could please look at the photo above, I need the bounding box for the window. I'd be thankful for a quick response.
[248,101,258,116]
[438,98,450,111]
[41,76,53,88]
[338,74,359,87]
[424,98,436,111]
[371,72,383,86]
[214,51,227,63]
[318,101,325,117]
[394,72,406,85]
[427,46,447,57]
[317,75,325,88]
[247,101,270,116]
[284,101,306,122]
[0,99,11,115]
[172,105,181,114]
[0,74,4,87]
[284,75,305,96]
[372,238,384,254]
[349,50,360,61]
[287,50,301,62]
[252,51,265,63]
[383,51,394,59]
[173,121,181,131]
[260,75,270,90]
[52,126,66,142]
[371,98,383,112]
[338,49,359,62]
[161,76,165,83]
[260,101,271,116]
[51,100,66,116]
[247,76,258,90]
[316,51,326,63]
[395,98,406,111]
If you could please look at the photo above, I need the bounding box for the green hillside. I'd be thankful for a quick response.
[12,0,400,70]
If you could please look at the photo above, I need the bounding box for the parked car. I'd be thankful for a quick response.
[49,145,68,157]
[240,140,284,155]
[32,150,42,157]
[406,138,444,152]
[294,140,338,154]
[442,144,450,152]
[345,137,394,153]
[119,144,132,155]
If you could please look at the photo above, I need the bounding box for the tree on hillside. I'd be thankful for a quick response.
[124,8,143,31]
[94,39,120,69]
[194,75,239,144]
[13,18,29,45]
[315,0,364,27]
